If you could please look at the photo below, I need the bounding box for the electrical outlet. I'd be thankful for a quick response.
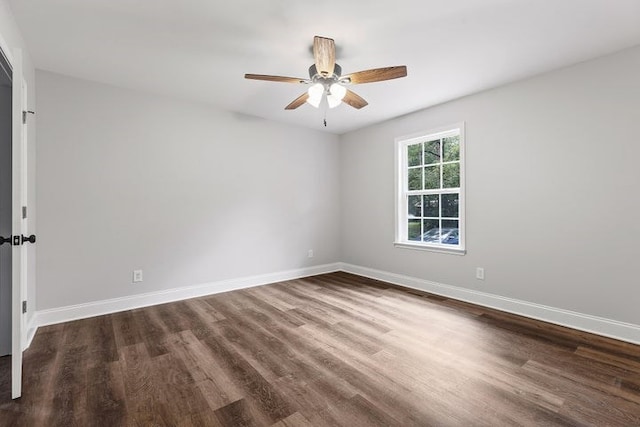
[476,267,485,280]
[308,249,314,258]
[133,269,143,283]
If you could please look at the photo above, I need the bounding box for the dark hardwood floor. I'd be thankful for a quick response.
[1,272,639,426]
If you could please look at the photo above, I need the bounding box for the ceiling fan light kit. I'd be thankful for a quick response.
[245,36,407,114]
[304,63,348,109]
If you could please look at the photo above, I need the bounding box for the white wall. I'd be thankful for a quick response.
[340,46,640,326]
[0,0,37,335]
[36,71,340,310]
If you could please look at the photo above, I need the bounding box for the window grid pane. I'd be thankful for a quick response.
[443,136,460,162]
[424,165,440,189]
[443,163,460,188]
[408,167,422,191]
[424,139,441,165]
[407,143,422,167]
[408,195,421,218]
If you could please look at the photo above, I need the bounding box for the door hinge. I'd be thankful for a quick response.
[22,110,35,124]
[22,206,27,219]
[22,301,27,314]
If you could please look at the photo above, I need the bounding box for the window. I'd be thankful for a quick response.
[395,124,465,254]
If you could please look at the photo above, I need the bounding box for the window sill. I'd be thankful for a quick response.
[394,241,466,256]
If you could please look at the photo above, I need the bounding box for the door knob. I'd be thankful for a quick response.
[21,234,36,244]
[0,235,36,245]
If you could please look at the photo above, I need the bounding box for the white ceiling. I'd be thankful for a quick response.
[9,0,640,134]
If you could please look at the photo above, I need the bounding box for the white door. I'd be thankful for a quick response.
[11,48,25,400]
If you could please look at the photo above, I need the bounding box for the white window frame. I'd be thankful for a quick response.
[394,123,466,255]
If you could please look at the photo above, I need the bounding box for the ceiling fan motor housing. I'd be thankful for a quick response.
[309,64,342,83]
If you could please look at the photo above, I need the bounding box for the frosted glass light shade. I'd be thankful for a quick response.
[306,83,324,108]
[327,94,341,108]
[327,83,347,108]
[329,83,347,100]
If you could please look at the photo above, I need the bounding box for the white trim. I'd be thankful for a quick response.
[338,263,640,345]
[393,242,466,255]
[395,125,462,144]
[35,263,341,327]
[0,32,15,66]
[395,123,466,252]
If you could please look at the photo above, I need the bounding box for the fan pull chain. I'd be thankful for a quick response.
[323,104,328,127]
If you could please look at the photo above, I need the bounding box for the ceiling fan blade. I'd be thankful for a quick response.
[341,66,407,84]
[343,90,368,109]
[245,74,308,84]
[313,36,336,77]
[285,92,310,110]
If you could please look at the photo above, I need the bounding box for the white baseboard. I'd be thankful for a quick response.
[35,263,341,327]
[31,261,640,346]
[338,262,640,346]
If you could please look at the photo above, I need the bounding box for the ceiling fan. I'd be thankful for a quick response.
[245,36,407,111]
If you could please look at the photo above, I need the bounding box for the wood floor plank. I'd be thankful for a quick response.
[199,329,295,423]
[2,272,640,426]
[111,310,144,349]
[271,371,357,420]
[214,398,269,427]
[270,411,314,427]
[147,351,211,424]
[185,298,226,323]
[50,344,89,426]
[522,359,640,405]
[177,409,225,427]
[130,308,170,357]
[575,345,640,371]
[119,343,168,426]
[310,393,402,427]
[85,362,126,427]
